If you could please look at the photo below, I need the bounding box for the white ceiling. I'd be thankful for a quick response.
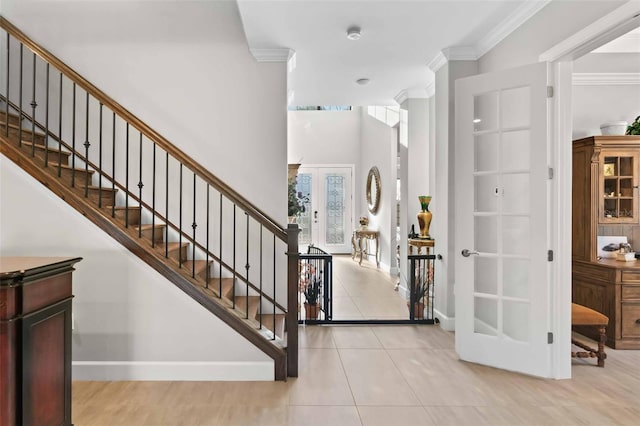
[237,0,548,106]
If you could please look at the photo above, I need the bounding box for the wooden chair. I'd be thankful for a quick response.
[571,303,608,367]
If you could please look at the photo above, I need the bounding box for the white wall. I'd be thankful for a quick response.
[572,52,640,139]
[360,110,396,271]
[0,0,287,380]
[288,109,362,218]
[0,158,273,381]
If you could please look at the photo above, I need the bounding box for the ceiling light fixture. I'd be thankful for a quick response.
[346,26,361,41]
[356,78,370,85]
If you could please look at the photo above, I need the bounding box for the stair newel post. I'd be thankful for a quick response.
[165,152,169,258]
[232,204,237,309]
[44,63,49,167]
[272,234,276,340]
[4,32,8,138]
[57,73,62,178]
[245,212,250,319]
[83,91,90,198]
[30,52,36,157]
[71,82,75,187]
[259,225,263,329]
[111,112,116,217]
[286,223,300,377]
[192,172,197,279]
[205,184,210,288]
[151,143,156,247]
[219,192,223,298]
[98,103,102,207]
[18,43,22,147]
[138,132,143,238]
[179,163,183,268]
[125,122,129,227]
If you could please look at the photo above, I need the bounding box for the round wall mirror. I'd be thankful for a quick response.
[366,166,381,214]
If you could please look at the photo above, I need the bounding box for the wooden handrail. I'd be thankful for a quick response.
[0,16,286,241]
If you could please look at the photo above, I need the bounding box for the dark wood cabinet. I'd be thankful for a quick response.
[0,257,81,426]
[573,136,640,349]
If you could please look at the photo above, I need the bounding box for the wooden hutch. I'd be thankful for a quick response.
[0,257,81,426]
[573,135,640,349]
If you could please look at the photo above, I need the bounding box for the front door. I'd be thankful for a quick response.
[455,62,552,377]
[296,166,353,253]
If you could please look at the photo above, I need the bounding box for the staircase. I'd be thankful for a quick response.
[0,17,298,380]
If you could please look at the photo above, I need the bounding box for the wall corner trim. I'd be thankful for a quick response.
[427,51,448,72]
[394,87,431,104]
[250,48,295,63]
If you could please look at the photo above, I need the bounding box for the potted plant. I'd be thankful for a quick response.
[626,116,640,135]
[288,178,309,223]
[408,274,430,319]
[303,275,322,320]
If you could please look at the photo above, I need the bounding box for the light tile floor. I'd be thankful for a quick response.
[74,325,640,425]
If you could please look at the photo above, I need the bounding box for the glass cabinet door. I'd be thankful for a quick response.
[600,152,639,224]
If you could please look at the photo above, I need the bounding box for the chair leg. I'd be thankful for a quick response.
[597,325,607,367]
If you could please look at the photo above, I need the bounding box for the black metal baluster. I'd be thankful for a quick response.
[71,82,76,187]
[179,163,183,267]
[98,103,103,207]
[165,152,169,258]
[30,52,36,156]
[18,43,23,146]
[83,92,90,197]
[219,193,223,298]
[206,185,210,288]
[4,33,8,137]
[57,73,62,178]
[152,143,156,248]
[111,112,115,217]
[44,63,49,167]
[273,235,276,340]
[245,213,250,318]
[232,204,236,309]
[125,123,129,227]
[192,172,197,278]
[138,133,143,238]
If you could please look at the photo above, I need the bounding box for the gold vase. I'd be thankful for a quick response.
[417,196,432,238]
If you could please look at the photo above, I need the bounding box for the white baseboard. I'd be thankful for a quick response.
[72,361,274,381]
[434,308,455,331]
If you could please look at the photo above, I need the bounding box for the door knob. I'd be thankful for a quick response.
[461,249,479,257]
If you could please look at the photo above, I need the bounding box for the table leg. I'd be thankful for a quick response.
[375,235,380,267]
[351,233,357,261]
[359,236,364,265]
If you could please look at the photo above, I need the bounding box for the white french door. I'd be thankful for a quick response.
[454,62,552,377]
[296,166,353,253]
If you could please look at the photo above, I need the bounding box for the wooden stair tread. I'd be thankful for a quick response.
[158,242,189,250]
[135,224,166,231]
[182,259,212,273]
[0,120,46,136]
[84,185,117,192]
[257,314,286,338]
[48,162,95,174]
[20,141,71,154]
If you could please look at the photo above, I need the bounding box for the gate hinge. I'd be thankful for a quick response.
[548,167,554,180]
[547,250,553,261]
[548,332,554,344]
[547,86,554,98]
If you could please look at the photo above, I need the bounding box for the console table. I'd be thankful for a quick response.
[0,257,81,426]
[351,228,380,267]
[408,238,435,255]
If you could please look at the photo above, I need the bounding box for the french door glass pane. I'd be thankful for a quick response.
[325,174,345,244]
[296,173,312,245]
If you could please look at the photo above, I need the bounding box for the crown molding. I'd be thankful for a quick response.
[475,0,551,58]
[427,51,448,73]
[442,46,478,61]
[249,48,295,63]
[573,72,640,86]
[394,87,431,104]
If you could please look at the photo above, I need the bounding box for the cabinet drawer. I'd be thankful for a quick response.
[621,271,640,283]
[622,286,640,300]
[621,304,640,338]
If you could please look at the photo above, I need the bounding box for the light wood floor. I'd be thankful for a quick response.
[73,325,640,425]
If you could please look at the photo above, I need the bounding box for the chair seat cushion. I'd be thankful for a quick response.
[572,303,609,326]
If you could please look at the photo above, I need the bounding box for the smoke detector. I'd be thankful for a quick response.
[346,26,361,41]
[356,78,370,85]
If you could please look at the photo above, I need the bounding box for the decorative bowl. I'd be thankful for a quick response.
[600,121,628,136]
